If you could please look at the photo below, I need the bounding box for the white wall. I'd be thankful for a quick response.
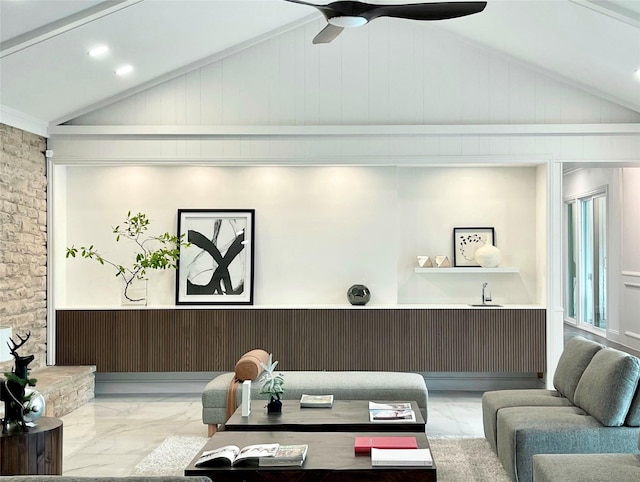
[621,168,640,350]
[397,166,537,305]
[58,165,539,308]
[61,165,400,307]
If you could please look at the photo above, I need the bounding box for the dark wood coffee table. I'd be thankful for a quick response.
[184,430,437,481]
[225,400,426,432]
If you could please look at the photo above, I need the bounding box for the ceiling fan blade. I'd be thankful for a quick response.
[284,0,361,22]
[282,1,487,44]
[313,23,344,44]
[284,1,486,21]
[370,2,487,22]
[283,0,322,6]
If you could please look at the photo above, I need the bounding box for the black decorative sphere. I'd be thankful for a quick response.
[347,284,371,306]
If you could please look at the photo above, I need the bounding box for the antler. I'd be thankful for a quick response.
[9,331,31,355]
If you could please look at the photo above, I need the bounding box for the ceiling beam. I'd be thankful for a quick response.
[48,123,640,137]
[0,0,144,59]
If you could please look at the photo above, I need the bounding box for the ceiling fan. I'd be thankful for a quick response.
[284,0,488,44]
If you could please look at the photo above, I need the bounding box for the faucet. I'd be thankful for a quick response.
[482,282,492,305]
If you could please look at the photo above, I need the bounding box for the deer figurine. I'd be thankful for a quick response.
[1,331,36,434]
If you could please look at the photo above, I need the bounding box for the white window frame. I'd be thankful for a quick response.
[563,186,608,333]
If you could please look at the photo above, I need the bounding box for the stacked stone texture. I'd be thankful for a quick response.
[31,366,96,417]
[0,123,47,371]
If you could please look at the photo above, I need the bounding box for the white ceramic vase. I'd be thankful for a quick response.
[474,243,502,268]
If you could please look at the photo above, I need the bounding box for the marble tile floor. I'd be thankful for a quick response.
[60,391,484,476]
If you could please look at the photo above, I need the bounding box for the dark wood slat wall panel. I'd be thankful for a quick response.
[177,309,228,371]
[55,308,546,373]
[56,310,131,369]
[113,310,143,372]
[140,310,180,372]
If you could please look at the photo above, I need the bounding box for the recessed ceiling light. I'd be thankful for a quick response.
[115,65,133,76]
[635,68,640,79]
[88,45,109,57]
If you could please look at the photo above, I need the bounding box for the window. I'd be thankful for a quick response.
[566,200,577,320]
[564,189,607,331]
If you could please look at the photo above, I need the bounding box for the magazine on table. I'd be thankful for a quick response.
[368,401,416,422]
[259,444,309,466]
[195,443,279,466]
[300,394,334,408]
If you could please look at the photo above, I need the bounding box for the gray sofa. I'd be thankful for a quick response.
[533,431,640,482]
[482,336,640,482]
[202,370,429,435]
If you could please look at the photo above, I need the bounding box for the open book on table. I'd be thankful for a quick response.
[195,443,279,466]
[368,401,416,422]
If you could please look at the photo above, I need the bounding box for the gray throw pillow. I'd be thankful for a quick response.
[574,348,640,426]
[553,336,603,402]
[624,368,640,426]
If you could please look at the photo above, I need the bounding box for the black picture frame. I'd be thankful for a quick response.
[176,209,255,305]
[453,227,495,267]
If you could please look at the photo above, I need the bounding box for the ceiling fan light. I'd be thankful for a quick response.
[328,16,368,28]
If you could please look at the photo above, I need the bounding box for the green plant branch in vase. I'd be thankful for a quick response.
[66,211,190,303]
[258,354,285,413]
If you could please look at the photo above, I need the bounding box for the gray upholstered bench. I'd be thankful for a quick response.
[202,371,429,436]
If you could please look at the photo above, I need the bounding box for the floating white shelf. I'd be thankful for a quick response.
[414,267,520,274]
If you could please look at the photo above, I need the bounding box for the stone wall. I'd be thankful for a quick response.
[31,366,95,417]
[0,123,47,372]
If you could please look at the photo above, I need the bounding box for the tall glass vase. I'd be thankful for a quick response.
[120,277,147,306]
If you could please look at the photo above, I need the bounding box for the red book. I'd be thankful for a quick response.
[354,436,419,454]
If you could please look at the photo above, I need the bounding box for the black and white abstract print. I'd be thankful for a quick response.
[176,210,255,305]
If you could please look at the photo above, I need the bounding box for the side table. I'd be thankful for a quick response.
[0,416,63,475]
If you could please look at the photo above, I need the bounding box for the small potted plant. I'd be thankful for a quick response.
[258,354,284,414]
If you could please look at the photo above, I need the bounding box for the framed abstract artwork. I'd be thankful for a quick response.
[176,209,255,305]
[453,227,495,267]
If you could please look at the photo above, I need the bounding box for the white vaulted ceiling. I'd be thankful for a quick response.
[1,0,639,135]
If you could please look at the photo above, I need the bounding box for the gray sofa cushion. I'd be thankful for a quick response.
[552,336,602,403]
[496,406,640,482]
[626,382,640,426]
[533,453,640,482]
[482,389,572,453]
[574,348,640,426]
